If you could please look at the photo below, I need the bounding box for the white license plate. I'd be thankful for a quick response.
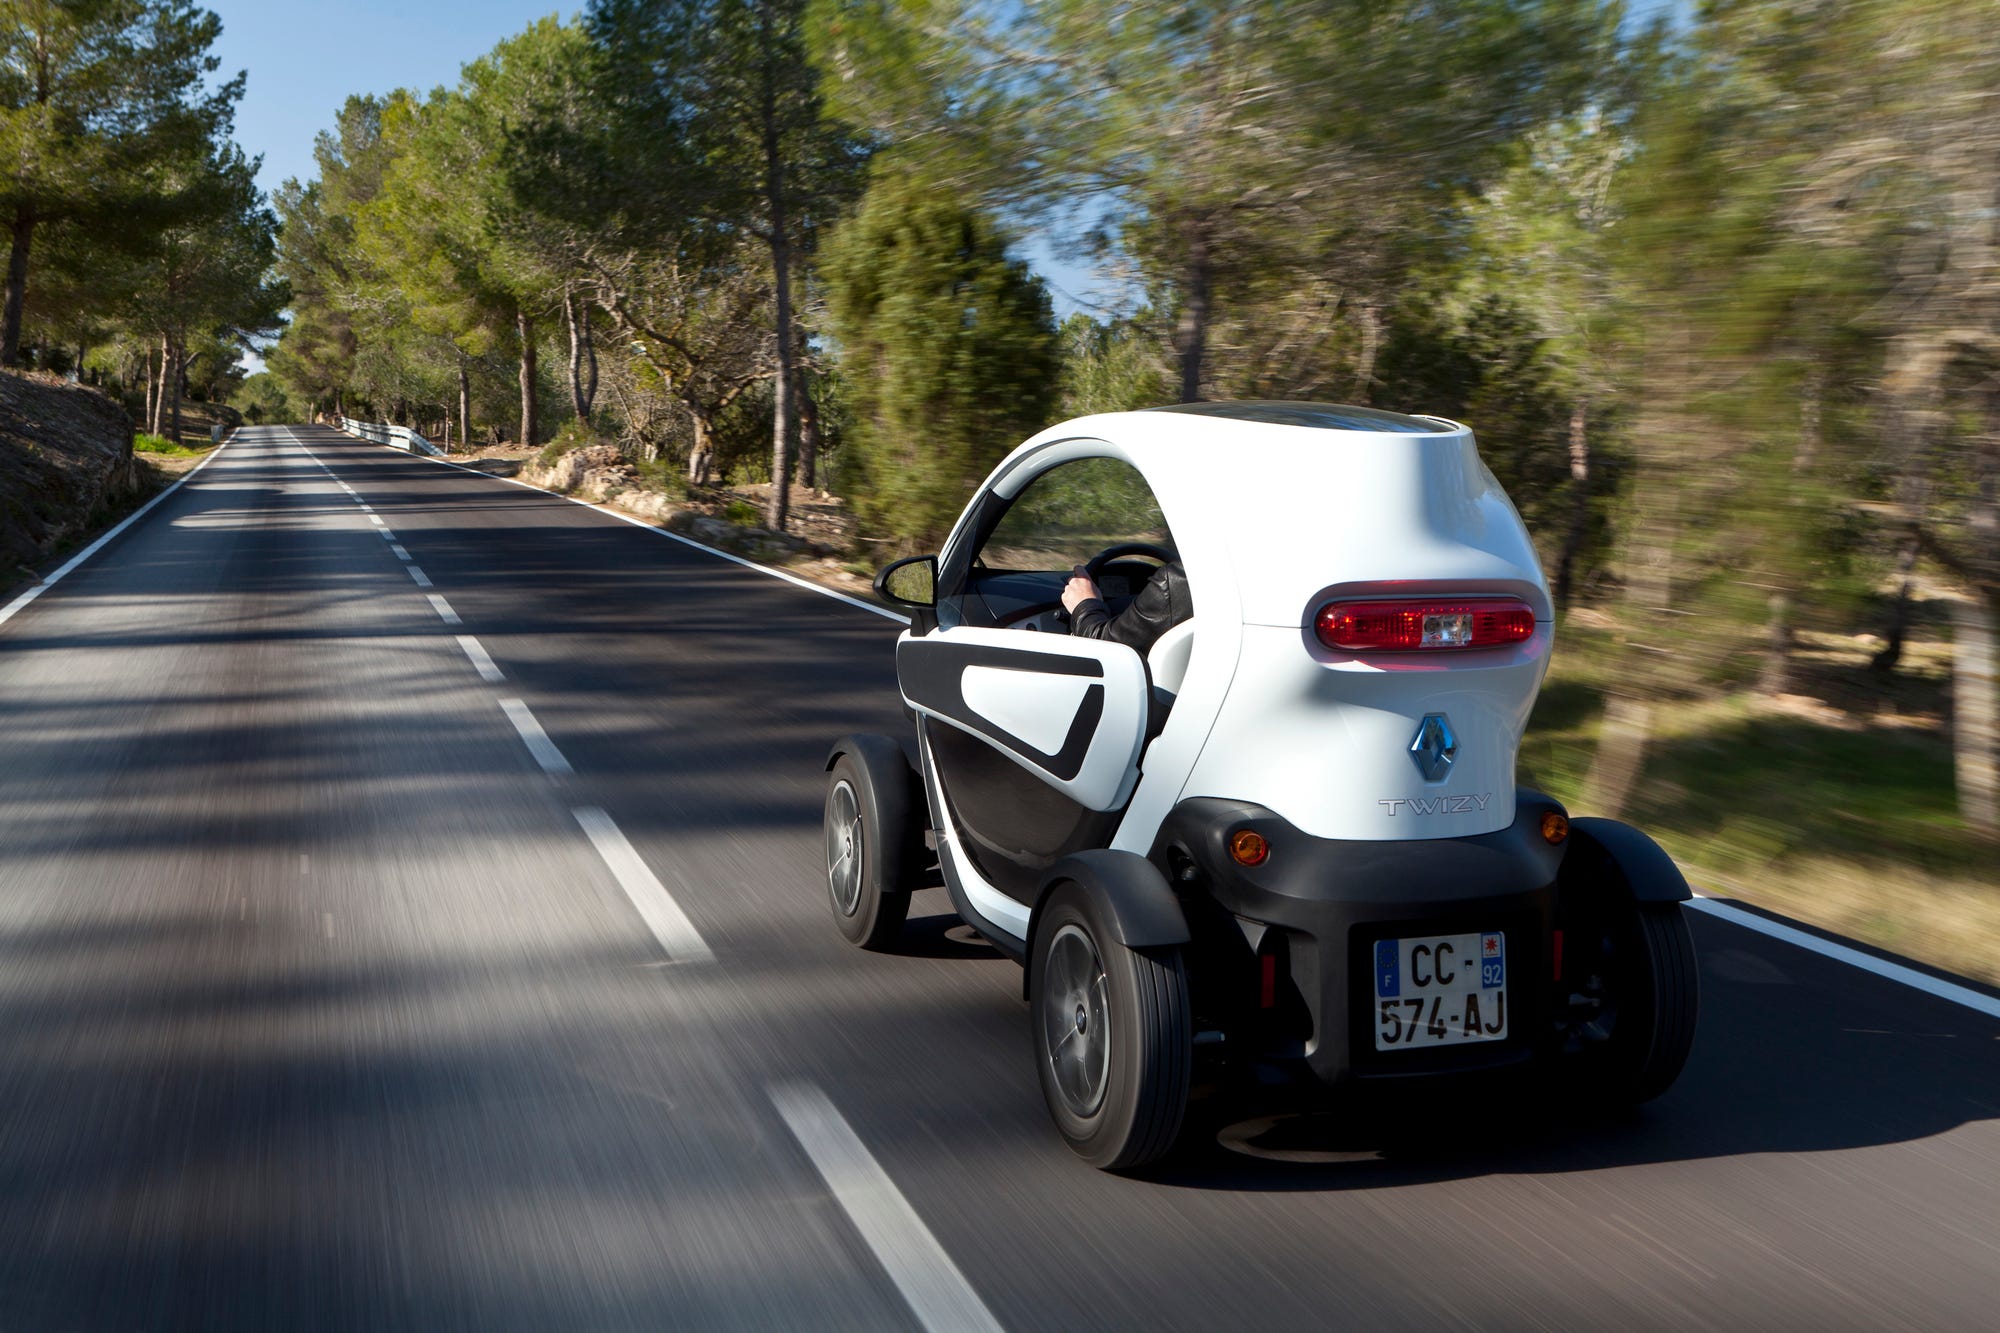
[1372,931,1508,1050]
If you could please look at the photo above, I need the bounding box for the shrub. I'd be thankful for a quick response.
[133,433,202,456]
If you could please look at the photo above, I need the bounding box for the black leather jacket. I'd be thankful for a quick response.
[1070,561,1192,652]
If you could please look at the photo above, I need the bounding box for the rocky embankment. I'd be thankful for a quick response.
[1,372,145,581]
[523,443,821,562]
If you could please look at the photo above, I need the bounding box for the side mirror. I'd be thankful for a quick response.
[875,554,937,609]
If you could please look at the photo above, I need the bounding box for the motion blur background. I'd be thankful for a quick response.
[5,0,1996,979]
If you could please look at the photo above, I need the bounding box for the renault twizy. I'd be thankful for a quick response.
[823,402,1698,1169]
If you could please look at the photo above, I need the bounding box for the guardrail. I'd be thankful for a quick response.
[336,415,446,458]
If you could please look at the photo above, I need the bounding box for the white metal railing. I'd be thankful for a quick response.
[336,415,445,458]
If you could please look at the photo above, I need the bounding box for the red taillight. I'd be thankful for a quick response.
[1315,599,1536,652]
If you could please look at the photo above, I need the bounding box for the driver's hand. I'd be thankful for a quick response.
[1061,568,1100,613]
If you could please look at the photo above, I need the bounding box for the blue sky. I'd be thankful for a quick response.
[209,1,574,197]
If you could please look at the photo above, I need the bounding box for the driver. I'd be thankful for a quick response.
[1061,559,1192,652]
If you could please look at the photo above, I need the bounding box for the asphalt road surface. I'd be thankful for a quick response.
[1,424,1996,1331]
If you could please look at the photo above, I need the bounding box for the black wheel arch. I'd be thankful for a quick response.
[1561,817,1693,904]
[1025,849,1189,998]
[825,733,926,896]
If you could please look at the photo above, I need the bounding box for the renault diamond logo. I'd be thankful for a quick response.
[1409,713,1458,783]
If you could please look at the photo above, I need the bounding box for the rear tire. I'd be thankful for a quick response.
[1567,899,1699,1104]
[824,751,914,950]
[1031,883,1191,1170]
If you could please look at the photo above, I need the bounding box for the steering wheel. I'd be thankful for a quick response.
[1085,541,1175,577]
[1047,541,1175,629]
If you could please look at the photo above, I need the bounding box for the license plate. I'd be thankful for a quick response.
[1372,931,1507,1050]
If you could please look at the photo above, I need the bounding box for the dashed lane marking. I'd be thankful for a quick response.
[426,594,462,625]
[572,806,714,963]
[499,698,572,775]
[769,1081,1004,1333]
[456,634,505,683]
[406,565,433,588]
[390,545,412,561]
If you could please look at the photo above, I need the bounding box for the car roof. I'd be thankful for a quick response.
[1143,401,1455,434]
[992,402,1542,627]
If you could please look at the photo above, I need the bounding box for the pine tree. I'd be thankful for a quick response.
[824,168,1058,551]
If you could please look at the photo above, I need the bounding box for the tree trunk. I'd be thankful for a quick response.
[1585,329,1687,817]
[687,414,715,485]
[458,363,471,452]
[517,307,538,448]
[564,287,591,424]
[1871,538,1922,675]
[1354,302,1383,406]
[1760,371,1826,697]
[1174,225,1211,404]
[168,340,184,446]
[760,29,796,534]
[1,211,33,368]
[1952,594,1998,836]
[143,346,158,434]
[153,335,171,434]
[1554,399,1592,608]
[798,383,821,490]
[582,305,598,417]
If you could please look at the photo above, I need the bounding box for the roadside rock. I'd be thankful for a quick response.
[0,371,144,576]
[522,443,819,562]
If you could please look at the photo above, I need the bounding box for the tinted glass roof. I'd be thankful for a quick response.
[1145,400,1450,433]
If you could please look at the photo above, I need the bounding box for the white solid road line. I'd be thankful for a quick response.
[455,634,504,683]
[571,806,714,963]
[426,593,462,625]
[406,565,433,588]
[499,697,573,775]
[0,434,233,630]
[770,1082,1004,1333]
[1688,896,2000,1021]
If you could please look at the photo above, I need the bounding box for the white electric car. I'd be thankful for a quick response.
[823,401,1698,1169]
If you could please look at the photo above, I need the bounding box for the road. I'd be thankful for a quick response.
[0,424,1995,1330]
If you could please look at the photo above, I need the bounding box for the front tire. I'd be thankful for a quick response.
[824,751,914,950]
[1031,883,1191,1170]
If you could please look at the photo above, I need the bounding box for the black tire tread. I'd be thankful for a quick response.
[826,753,912,951]
[1627,903,1699,1103]
[1106,945,1192,1170]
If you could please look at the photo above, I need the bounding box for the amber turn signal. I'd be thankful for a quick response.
[1541,812,1569,845]
[1229,829,1270,867]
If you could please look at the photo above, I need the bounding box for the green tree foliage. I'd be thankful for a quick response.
[0,0,241,365]
[812,0,1608,403]
[824,169,1058,550]
[1055,312,1169,419]
[590,0,867,528]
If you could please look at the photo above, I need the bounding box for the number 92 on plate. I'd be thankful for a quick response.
[1373,931,1507,1050]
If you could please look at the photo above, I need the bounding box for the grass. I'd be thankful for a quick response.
[1524,617,2000,984]
[132,432,208,457]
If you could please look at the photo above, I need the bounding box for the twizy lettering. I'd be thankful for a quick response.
[1377,794,1493,815]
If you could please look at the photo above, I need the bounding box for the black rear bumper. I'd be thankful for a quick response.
[1152,793,1570,1089]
